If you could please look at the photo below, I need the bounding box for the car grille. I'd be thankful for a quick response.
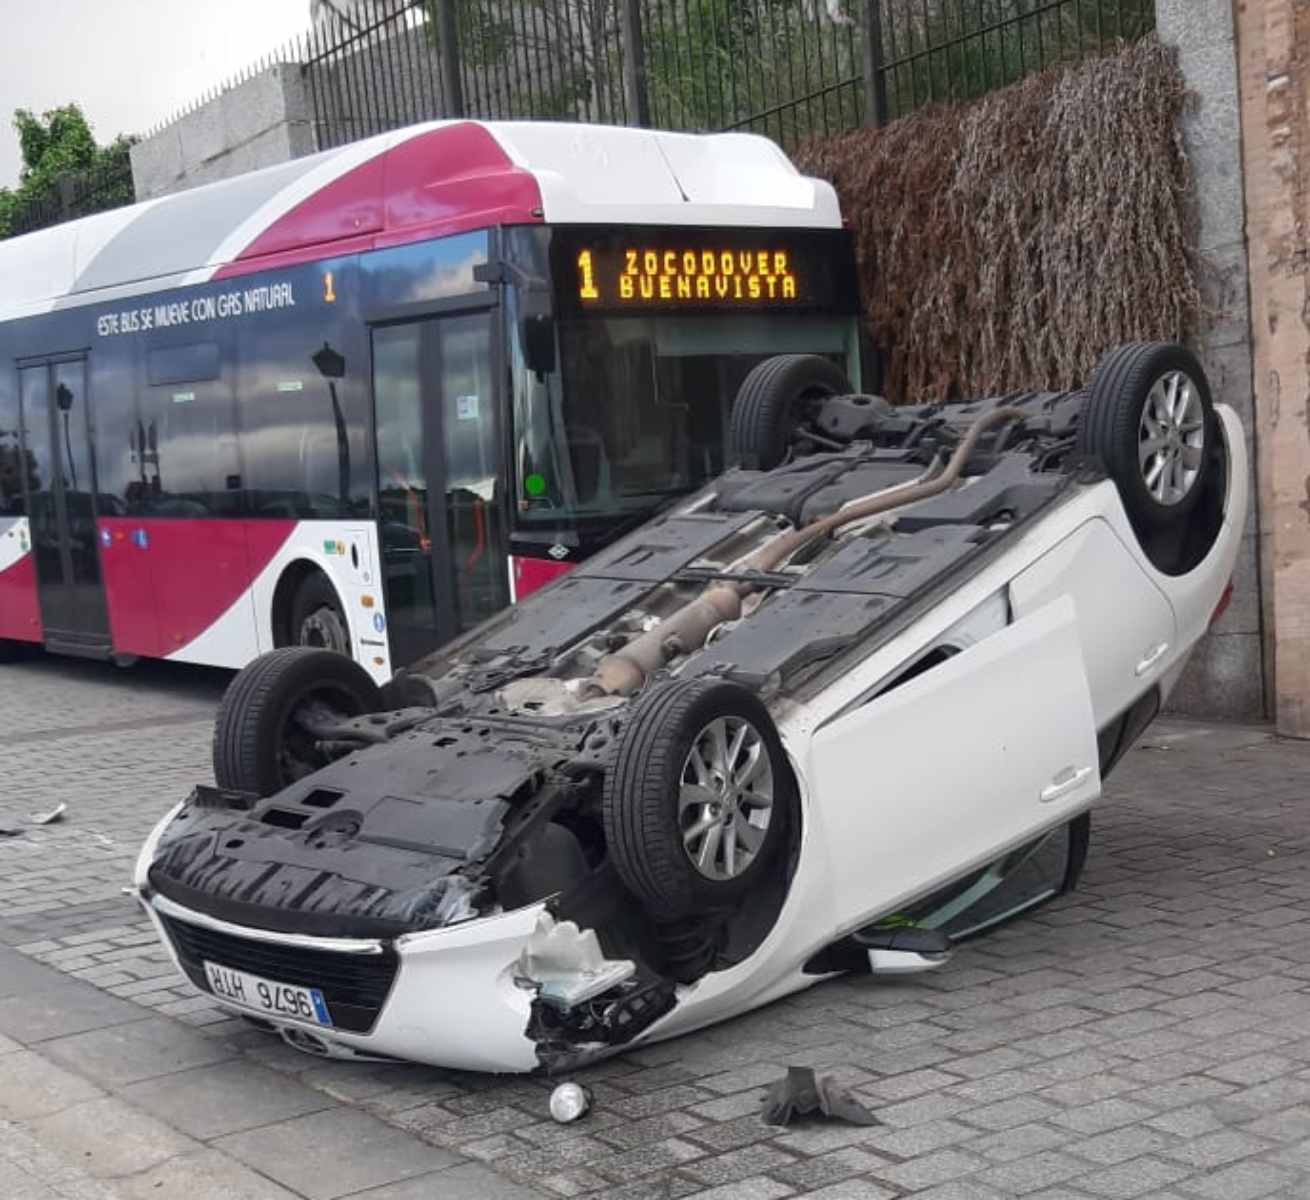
[161,915,398,1034]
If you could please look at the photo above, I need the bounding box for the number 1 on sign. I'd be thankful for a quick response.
[577,250,599,301]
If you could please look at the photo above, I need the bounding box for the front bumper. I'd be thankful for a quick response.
[140,892,545,1072]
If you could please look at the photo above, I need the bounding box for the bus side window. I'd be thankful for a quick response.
[236,267,370,520]
[131,339,240,517]
[0,371,25,515]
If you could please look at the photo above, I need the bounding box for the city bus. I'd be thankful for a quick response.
[0,120,860,682]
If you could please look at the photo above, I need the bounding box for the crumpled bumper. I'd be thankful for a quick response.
[138,883,545,1072]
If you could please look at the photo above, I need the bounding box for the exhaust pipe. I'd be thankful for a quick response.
[585,406,1027,697]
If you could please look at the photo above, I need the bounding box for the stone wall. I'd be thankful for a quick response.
[130,64,317,201]
[1155,0,1266,722]
[1234,0,1310,739]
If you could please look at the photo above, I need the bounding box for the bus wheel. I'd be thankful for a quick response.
[213,647,381,796]
[291,572,351,658]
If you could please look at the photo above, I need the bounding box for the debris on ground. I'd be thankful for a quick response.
[762,1066,880,1127]
[28,802,67,825]
[548,1081,592,1123]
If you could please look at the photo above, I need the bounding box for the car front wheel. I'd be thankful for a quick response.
[603,677,794,919]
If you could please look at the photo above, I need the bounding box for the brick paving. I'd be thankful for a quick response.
[2,652,1310,1198]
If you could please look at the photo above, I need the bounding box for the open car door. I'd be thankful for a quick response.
[809,595,1101,934]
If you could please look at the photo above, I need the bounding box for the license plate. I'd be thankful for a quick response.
[203,961,332,1027]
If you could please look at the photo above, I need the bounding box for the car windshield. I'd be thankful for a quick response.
[511,312,857,527]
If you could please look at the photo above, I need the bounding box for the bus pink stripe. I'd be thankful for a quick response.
[0,552,42,644]
[213,124,543,281]
[511,555,573,601]
[98,519,297,657]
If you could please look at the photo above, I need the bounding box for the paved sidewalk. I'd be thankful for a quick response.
[2,653,1310,1199]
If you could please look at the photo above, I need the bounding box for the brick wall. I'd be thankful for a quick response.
[1235,0,1310,738]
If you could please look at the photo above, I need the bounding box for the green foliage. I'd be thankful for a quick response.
[0,104,136,240]
[643,0,865,141]
[422,1,626,121]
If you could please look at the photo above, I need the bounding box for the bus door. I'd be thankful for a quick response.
[371,312,509,668]
[18,358,112,655]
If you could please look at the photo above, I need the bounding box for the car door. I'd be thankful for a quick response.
[1009,517,1176,730]
[807,595,1100,933]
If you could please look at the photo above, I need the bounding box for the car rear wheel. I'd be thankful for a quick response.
[1078,343,1215,530]
[729,354,853,471]
[603,677,793,919]
[213,647,381,796]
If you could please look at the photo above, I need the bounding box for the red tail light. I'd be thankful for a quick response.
[1209,581,1234,628]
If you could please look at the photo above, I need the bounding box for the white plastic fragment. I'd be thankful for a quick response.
[515,912,636,1008]
[28,802,67,825]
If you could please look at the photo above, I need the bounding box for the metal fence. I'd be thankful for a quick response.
[304,0,1156,151]
[5,147,136,239]
[7,0,1154,238]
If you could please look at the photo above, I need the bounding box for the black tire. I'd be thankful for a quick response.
[1077,343,1215,529]
[0,639,24,663]
[290,572,351,658]
[213,647,381,797]
[729,354,853,471]
[603,677,794,919]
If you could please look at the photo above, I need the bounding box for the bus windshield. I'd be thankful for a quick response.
[512,312,857,530]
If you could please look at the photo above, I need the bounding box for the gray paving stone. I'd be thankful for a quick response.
[797,1182,894,1200]
[769,1147,886,1191]
[113,1148,304,1200]
[1243,1104,1310,1142]
[215,1107,460,1200]
[0,1050,105,1121]
[1180,1159,1298,1200]
[120,1058,338,1138]
[1144,1104,1226,1139]
[27,1095,200,1180]
[961,1095,1061,1131]
[681,1143,797,1186]
[975,1150,1090,1195]
[1071,1155,1192,1199]
[679,1179,795,1200]
[876,1148,989,1190]
[334,1162,551,1198]
[911,1184,1014,1200]
[41,1015,232,1087]
[0,981,146,1044]
[1067,1124,1174,1165]
[971,1121,1073,1162]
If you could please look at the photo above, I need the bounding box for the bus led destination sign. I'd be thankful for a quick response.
[579,247,800,306]
[552,227,858,317]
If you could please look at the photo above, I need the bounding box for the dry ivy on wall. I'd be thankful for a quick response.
[796,35,1199,403]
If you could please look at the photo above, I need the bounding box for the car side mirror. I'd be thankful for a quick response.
[852,925,952,976]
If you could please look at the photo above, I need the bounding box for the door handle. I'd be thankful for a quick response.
[1135,641,1169,676]
[1041,766,1093,803]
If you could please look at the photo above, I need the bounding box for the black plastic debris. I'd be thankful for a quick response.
[762,1066,880,1127]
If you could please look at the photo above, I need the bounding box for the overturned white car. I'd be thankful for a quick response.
[134,342,1245,1072]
